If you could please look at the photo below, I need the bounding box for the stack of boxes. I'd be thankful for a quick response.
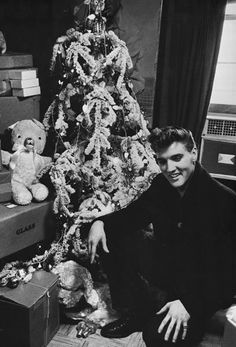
[0,53,59,346]
[0,52,54,255]
[10,68,40,97]
[0,52,41,202]
[0,52,41,131]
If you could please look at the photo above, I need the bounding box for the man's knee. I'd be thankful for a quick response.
[142,315,166,347]
[142,314,204,347]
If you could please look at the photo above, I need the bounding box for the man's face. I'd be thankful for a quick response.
[156,142,197,188]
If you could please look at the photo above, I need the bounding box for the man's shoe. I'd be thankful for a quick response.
[100,315,142,338]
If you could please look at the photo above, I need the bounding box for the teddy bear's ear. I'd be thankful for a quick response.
[32,119,45,131]
[8,121,19,130]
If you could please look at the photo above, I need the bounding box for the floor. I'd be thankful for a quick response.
[48,324,145,347]
[48,323,223,347]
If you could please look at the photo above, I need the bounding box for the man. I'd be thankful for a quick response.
[88,126,236,346]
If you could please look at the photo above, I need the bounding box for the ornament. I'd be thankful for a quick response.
[23,273,33,283]
[93,17,106,35]
[19,269,27,279]
[0,277,8,287]
[36,242,44,255]
[28,266,36,273]
[7,278,19,289]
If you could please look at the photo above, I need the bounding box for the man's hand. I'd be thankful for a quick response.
[156,300,190,343]
[88,220,109,263]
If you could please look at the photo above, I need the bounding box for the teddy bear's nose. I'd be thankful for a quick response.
[24,137,34,146]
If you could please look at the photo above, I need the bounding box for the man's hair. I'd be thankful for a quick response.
[149,126,197,153]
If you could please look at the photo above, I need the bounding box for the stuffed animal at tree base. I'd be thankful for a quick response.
[1,119,52,205]
[52,260,118,337]
[52,260,100,309]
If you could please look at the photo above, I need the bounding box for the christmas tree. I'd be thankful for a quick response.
[0,0,159,294]
[42,0,159,265]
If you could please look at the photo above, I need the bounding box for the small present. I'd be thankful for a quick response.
[8,68,37,80]
[0,270,59,347]
[10,78,39,89]
[0,68,38,81]
[12,86,41,97]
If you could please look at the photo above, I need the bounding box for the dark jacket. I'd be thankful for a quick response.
[100,163,236,318]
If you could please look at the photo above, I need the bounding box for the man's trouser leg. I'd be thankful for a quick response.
[101,230,154,316]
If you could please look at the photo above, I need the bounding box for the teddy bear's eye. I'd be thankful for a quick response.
[17,135,21,138]
[38,137,41,140]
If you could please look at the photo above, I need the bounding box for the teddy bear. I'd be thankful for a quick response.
[1,119,52,205]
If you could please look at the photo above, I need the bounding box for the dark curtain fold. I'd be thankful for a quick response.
[152,0,227,144]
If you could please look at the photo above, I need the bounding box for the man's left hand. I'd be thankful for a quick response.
[156,300,190,343]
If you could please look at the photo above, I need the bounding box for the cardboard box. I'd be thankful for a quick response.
[0,167,10,185]
[10,78,39,89]
[0,53,33,69]
[0,95,40,132]
[0,270,59,347]
[0,200,54,258]
[9,68,37,80]
[0,68,38,81]
[0,69,11,80]
[12,86,41,97]
[0,168,11,203]
[223,316,236,347]
[0,183,12,203]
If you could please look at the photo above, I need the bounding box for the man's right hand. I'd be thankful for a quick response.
[88,220,109,263]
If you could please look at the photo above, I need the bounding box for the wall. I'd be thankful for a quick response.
[124,0,162,78]
[0,0,162,119]
[124,0,162,126]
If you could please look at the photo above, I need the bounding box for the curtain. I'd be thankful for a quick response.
[152,0,227,144]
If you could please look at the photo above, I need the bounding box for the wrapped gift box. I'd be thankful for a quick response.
[0,95,40,132]
[0,53,33,69]
[0,200,54,258]
[0,270,59,347]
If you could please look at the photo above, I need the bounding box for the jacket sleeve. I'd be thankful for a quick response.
[95,181,156,235]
